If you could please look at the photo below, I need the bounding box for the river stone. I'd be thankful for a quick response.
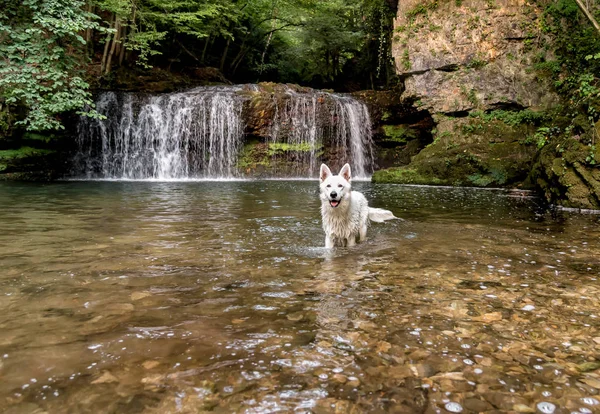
[408,349,431,361]
[142,360,160,370]
[483,392,529,410]
[286,312,304,321]
[91,371,119,384]
[410,363,438,378]
[131,291,151,301]
[3,403,48,414]
[513,404,536,413]
[332,374,347,384]
[463,398,493,412]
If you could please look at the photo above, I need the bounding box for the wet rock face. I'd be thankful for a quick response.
[392,0,559,113]
[352,90,435,170]
[531,139,600,209]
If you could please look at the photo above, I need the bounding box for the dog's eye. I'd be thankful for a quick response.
[337,184,342,188]
[326,184,331,188]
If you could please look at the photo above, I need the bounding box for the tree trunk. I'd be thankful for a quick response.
[220,38,230,72]
[118,25,127,66]
[201,35,211,63]
[105,17,120,75]
[574,0,600,33]
[85,1,93,44]
[233,49,249,74]
[100,14,115,73]
[114,23,122,57]
[230,39,247,69]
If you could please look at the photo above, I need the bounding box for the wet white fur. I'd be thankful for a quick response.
[319,163,396,248]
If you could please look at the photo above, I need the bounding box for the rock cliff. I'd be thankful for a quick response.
[374,0,600,209]
[392,0,558,113]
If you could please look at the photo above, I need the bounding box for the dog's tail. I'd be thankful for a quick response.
[368,207,397,223]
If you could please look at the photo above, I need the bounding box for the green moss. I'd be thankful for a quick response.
[268,142,315,154]
[372,167,445,185]
[381,125,417,145]
[0,147,55,160]
[468,173,495,186]
[237,141,270,171]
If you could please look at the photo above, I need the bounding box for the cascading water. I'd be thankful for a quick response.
[72,85,374,179]
[269,87,374,178]
[73,86,244,179]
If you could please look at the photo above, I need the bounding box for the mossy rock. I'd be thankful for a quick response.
[237,140,271,173]
[373,115,538,187]
[530,138,600,209]
[378,125,418,147]
[372,167,445,185]
[0,146,58,176]
[268,142,317,154]
[0,146,56,161]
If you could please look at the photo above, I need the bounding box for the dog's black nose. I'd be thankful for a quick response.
[330,191,337,198]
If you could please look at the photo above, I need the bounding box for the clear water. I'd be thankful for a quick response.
[0,181,599,413]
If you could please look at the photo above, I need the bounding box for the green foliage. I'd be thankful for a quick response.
[469,109,548,126]
[466,58,487,69]
[268,0,396,87]
[405,1,438,20]
[586,144,596,165]
[0,0,104,131]
[532,126,560,149]
[125,30,167,68]
[0,0,399,135]
[535,0,600,145]
[401,49,411,70]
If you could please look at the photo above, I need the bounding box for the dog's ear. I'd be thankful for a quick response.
[339,163,351,182]
[320,164,332,182]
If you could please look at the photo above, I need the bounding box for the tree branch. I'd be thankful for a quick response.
[261,22,305,39]
[176,39,200,62]
[574,0,600,33]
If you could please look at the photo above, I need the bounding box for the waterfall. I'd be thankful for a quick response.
[269,87,374,179]
[72,85,373,179]
[74,87,244,179]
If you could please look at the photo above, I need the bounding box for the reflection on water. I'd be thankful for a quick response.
[0,181,599,413]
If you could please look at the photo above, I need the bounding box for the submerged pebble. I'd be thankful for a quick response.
[581,397,599,406]
[537,402,556,413]
[444,402,463,412]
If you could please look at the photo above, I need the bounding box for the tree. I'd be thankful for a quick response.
[0,0,104,130]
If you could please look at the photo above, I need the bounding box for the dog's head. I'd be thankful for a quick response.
[319,163,352,208]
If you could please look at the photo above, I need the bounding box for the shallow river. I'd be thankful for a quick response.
[1,181,599,414]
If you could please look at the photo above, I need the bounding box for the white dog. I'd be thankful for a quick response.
[319,163,396,248]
